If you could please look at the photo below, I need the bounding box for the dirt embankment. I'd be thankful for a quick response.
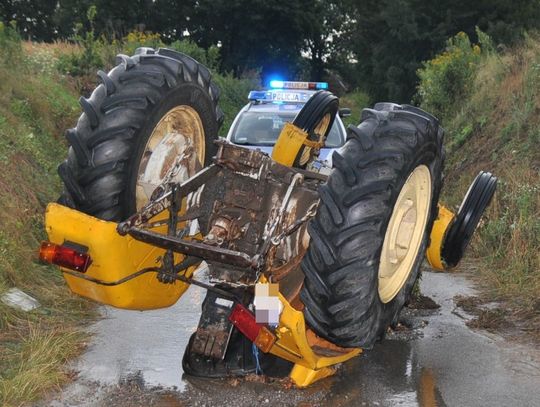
[439,38,540,343]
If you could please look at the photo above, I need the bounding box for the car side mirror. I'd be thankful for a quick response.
[339,108,351,118]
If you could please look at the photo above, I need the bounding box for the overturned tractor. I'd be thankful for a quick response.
[40,48,497,387]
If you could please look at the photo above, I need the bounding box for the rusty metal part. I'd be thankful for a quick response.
[254,173,304,263]
[128,227,254,268]
[193,327,232,359]
[122,142,323,297]
[205,214,245,247]
[293,167,328,182]
[270,251,305,282]
[305,329,352,357]
[117,164,219,235]
[271,202,318,246]
[191,289,235,359]
[157,184,181,284]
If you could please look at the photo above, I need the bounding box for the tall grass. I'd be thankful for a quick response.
[0,326,86,406]
[0,24,95,406]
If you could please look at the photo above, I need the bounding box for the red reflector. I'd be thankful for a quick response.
[228,303,263,342]
[39,241,92,273]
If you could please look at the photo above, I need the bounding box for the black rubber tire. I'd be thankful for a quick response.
[58,47,223,221]
[442,171,497,268]
[291,90,339,168]
[300,103,444,348]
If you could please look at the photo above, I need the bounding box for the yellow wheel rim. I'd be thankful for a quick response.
[136,105,205,210]
[313,112,332,140]
[378,165,432,303]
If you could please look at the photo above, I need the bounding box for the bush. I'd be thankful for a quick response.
[56,6,103,76]
[212,73,260,136]
[170,39,220,71]
[0,21,23,63]
[339,90,370,127]
[416,30,489,121]
[121,31,164,56]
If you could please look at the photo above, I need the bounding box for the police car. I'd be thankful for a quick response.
[226,81,348,172]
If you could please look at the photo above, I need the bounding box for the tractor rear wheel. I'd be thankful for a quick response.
[58,48,223,221]
[301,103,444,348]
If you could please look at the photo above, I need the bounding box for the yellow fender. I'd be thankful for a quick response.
[256,277,361,387]
[44,203,195,310]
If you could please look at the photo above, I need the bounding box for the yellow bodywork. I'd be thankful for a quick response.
[271,122,324,167]
[272,292,362,387]
[44,203,194,310]
[426,205,455,271]
[45,202,359,387]
[271,122,309,166]
[256,276,362,387]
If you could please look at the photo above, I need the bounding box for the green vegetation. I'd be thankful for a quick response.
[416,30,483,121]
[0,23,93,406]
[339,90,370,126]
[5,1,540,101]
[417,32,540,337]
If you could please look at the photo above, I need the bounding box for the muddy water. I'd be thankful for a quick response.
[44,271,540,407]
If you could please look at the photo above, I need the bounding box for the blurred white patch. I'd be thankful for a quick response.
[1,287,41,311]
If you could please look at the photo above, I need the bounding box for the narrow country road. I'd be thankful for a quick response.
[40,269,540,407]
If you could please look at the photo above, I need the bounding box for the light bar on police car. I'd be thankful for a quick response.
[269,80,328,90]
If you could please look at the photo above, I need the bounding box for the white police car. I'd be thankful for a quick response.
[226,81,348,172]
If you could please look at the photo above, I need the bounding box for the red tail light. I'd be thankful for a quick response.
[228,303,276,352]
[39,241,92,272]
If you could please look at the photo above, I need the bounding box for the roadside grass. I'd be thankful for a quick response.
[0,325,86,406]
[429,35,540,339]
[0,27,95,406]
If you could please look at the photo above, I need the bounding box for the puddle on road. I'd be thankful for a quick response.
[45,271,540,407]
[73,284,205,392]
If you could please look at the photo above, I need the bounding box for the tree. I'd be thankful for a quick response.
[303,0,351,81]
[0,0,57,41]
[185,0,315,80]
[339,0,540,102]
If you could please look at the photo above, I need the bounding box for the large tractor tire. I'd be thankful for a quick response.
[58,48,223,221]
[301,103,444,348]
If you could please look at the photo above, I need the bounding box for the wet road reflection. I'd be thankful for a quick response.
[70,283,205,391]
[46,271,540,407]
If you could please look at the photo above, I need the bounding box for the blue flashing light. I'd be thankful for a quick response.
[270,80,284,89]
[316,82,329,90]
[248,91,268,100]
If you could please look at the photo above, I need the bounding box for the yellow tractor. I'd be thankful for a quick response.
[40,48,497,387]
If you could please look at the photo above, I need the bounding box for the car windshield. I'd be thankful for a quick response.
[230,111,343,147]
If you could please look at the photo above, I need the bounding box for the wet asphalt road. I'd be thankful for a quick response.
[42,270,540,407]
